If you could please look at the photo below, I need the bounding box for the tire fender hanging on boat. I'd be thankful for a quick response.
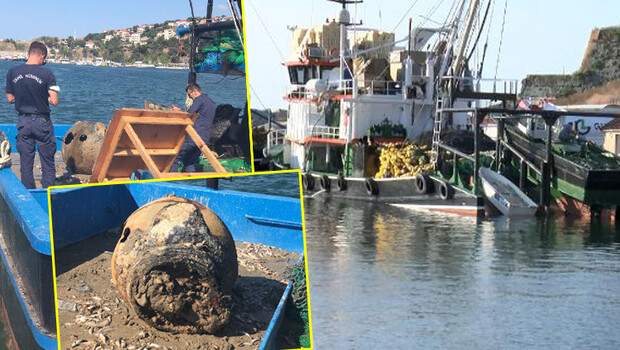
[438,181,455,201]
[336,174,347,191]
[415,174,434,194]
[320,175,331,192]
[302,173,315,191]
[365,178,379,196]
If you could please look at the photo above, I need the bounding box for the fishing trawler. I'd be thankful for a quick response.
[259,0,620,218]
[259,0,516,214]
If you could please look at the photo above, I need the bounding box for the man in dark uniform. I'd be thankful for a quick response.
[173,83,216,172]
[5,41,59,188]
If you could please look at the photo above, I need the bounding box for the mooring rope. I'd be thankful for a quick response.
[0,140,11,169]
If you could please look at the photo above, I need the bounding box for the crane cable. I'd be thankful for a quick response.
[248,0,286,62]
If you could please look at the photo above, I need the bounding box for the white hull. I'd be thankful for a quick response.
[479,167,537,217]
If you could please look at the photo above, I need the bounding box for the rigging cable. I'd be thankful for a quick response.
[465,0,492,64]
[494,0,508,81]
[227,0,244,42]
[477,0,495,78]
[248,0,286,61]
[391,0,421,33]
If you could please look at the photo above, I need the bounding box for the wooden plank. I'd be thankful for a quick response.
[123,124,163,178]
[115,108,192,119]
[123,116,194,125]
[116,124,186,150]
[90,118,126,183]
[113,149,178,157]
[185,125,227,173]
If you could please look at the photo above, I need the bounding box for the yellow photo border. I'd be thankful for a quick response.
[47,169,314,350]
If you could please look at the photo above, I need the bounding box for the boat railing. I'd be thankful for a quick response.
[442,76,519,96]
[285,84,320,100]
[335,79,400,96]
[306,125,340,139]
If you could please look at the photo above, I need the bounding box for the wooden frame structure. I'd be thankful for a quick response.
[90,108,226,182]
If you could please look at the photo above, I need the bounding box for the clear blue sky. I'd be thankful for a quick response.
[0,0,230,40]
[246,0,620,109]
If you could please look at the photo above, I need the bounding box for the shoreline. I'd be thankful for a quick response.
[0,58,187,70]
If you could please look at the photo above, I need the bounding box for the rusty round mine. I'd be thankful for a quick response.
[61,121,106,175]
[111,196,238,334]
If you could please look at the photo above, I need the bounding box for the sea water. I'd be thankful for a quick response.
[305,198,620,349]
[0,60,246,124]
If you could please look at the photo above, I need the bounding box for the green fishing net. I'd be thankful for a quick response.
[290,260,310,348]
[194,29,245,75]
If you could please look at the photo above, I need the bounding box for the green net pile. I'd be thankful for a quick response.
[556,142,620,170]
[290,261,310,348]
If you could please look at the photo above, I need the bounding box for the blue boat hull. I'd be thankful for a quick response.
[0,170,56,349]
[0,123,71,153]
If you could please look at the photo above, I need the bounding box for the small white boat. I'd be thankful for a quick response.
[479,167,538,217]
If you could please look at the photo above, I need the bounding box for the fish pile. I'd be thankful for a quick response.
[375,142,434,178]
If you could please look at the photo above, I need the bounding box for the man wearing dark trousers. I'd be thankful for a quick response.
[5,41,60,188]
[173,83,216,172]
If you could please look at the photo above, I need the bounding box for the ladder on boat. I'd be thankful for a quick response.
[430,96,444,166]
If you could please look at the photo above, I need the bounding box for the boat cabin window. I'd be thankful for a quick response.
[288,66,320,85]
[325,101,340,127]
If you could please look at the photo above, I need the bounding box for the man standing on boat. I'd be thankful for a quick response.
[5,41,59,188]
[172,83,216,172]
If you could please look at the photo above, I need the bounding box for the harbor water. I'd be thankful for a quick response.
[305,198,620,349]
[0,60,247,124]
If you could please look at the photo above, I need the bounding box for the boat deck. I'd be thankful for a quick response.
[9,153,90,188]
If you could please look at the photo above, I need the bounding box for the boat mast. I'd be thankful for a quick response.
[436,0,468,89]
[327,0,361,176]
[328,0,362,90]
[451,0,481,77]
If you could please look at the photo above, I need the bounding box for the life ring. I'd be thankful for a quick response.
[320,175,331,192]
[438,181,455,201]
[336,174,347,191]
[303,173,315,191]
[365,178,379,196]
[415,174,434,194]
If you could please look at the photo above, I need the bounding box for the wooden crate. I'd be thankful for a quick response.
[90,108,226,182]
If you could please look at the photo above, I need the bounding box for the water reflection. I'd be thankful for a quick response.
[306,198,620,349]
